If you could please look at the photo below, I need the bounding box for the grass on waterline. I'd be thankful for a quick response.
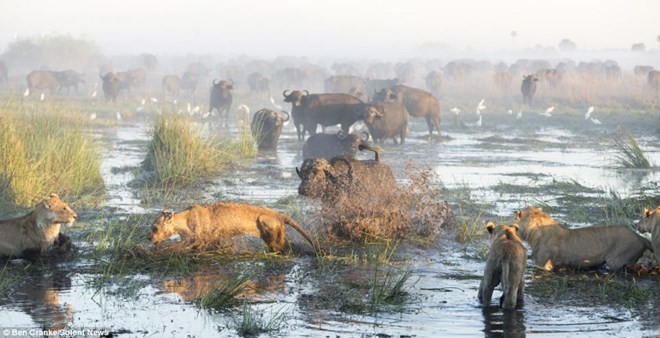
[196,273,254,312]
[0,102,104,208]
[612,130,654,169]
[232,301,289,337]
[143,113,257,189]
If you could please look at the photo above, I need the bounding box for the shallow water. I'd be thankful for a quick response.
[1,111,658,337]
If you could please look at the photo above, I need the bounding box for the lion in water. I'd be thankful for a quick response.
[514,206,651,271]
[0,193,77,259]
[150,201,319,253]
[637,206,660,263]
[478,221,526,310]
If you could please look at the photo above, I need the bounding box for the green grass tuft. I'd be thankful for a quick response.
[612,130,653,169]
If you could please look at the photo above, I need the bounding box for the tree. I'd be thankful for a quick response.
[558,39,577,52]
[1,34,102,71]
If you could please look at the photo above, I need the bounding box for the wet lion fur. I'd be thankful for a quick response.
[478,222,526,310]
[514,206,651,271]
[637,206,660,263]
[149,201,318,253]
[0,193,77,259]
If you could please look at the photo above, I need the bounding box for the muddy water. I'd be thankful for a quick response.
[1,111,659,337]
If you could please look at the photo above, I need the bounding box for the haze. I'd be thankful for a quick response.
[1,0,658,59]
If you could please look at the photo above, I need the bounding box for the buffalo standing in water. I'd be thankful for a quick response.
[521,75,538,106]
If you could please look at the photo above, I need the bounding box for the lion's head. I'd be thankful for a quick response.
[150,210,177,244]
[638,206,660,234]
[513,206,557,232]
[35,193,77,227]
[486,221,521,242]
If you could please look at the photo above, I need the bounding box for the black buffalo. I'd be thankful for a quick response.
[521,74,538,106]
[247,72,271,95]
[100,72,122,102]
[55,70,85,94]
[365,78,403,100]
[356,102,408,145]
[372,86,441,138]
[250,108,289,151]
[302,131,376,160]
[283,90,363,141]
[209,79,234,127]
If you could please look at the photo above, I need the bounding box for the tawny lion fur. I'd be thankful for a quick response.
[0,193,77,258]
[150,201,317,253]
[514,206,651,271]
[478,221,526,310]
[637,206,660,263]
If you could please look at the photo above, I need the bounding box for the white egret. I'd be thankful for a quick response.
[516,110,522,119]
[150,97,158,103]
[116,112,122,120]
[23,88,30,97]
[507,109,513,115]
[40,92,45,101]
[91,90,97,98]
[590,117,601,125]
[476,115,482,127]
[450,107,461,115]
[585,106,594,120]
[89,113,97,120]
[270,96,283,110]
[545,106,554,114]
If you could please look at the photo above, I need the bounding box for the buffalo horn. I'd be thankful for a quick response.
[336,130,346,140]
[303,90,309,96]
[213,79,220,86]
[280,111,290,122]
[295,167,302,179]
[360,131,370,141]
[283,89,291,97]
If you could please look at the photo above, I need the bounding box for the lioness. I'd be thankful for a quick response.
[0,193,77,259]
[514,206,651,271]
[478,221,526,310]
[637,206,660,263]
[150,202,319,253]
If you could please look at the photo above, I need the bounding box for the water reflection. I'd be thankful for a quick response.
[482,307,526,338]
[0,269,73,330]
[159,271,286,302]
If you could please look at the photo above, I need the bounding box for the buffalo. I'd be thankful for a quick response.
[100,72,122,102]
[117,68,146,94]
[283,90,364,141]
[55,70,85,94]
[247,72,271,95]
[0,61,8,85]
[302,131,376,160]
[209,79,234,128]
[365,78,403,100]
[425,71,443,97]
[296,156,397,205]
[356,102,408,145]
[324,75,367,100]
[536,69,561,88]
[27,70,60,93]
[250,108,289,151]
[648,70,660,90]
[371,85,441,138]
[521,74,538,106]
[634,65,654,77]
[162,75,181,99]
[181,71,201,94]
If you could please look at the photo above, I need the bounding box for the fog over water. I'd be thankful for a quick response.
[1,0,658,59]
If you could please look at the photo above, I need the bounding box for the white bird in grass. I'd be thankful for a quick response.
[516,110,522,119]
[192,105,201,114]
[91,90,97,98]
[585,106,594,120]
[476,115,482,127]
[237,104,251,125]
[507,109,513,115]
[187,102,192,114]
[23,88,30,97]
[89,112,97,120]
[476,99,486,115]
[545,106,554,114]
[590,117,601,125]
[270,96,283,110]
[116,112,122,120]
[150,97,158,103]
[450,107,461,115]
[40,92,45,101]
[202,112,211,119]
[539,107,553,117]
[141,98,146,105]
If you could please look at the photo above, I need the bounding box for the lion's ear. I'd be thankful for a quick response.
[515,211,522,219]
[644,208,650,217]
[161,210,174,219]
[486,221,496,233]
[510,224,519,232]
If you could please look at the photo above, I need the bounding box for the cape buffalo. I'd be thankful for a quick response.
[55,70,85,94]
[0,61,8,85]
[250,108,289,151]
[27,70,59,93]
[100,72,122,102]
[372,86,440,138]
[117,68,146,95]
[356,102,408,145]
[162,75,181,99]
[247,72,271,95]
[521,74,538,106]
[296,156,397,205]
[283,90,364,141]
[324,75,367,100]
[634,65,654,77]
[209,79,234,128]
[425,71,443,97]
[366,78,403,100]
[302,131,376,160]
[536,69,561,88]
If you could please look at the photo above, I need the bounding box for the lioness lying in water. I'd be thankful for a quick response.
[514,206,651,271]
[150,201,319,253]
[0,193,76,259]
[637,206,660,263]
[478,221,526,310]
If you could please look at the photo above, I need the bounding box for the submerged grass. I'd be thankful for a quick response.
[232,301,289,337]
[196,273,254,312]
[0,102,104,208]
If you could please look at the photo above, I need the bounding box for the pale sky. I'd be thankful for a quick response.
[0,0,658,58]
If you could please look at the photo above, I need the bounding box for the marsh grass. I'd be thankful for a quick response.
[612,130,654,169]
[0,262,21,296]
[339,266,416,314]
[0,103,103,208]
[232,301,289,337]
